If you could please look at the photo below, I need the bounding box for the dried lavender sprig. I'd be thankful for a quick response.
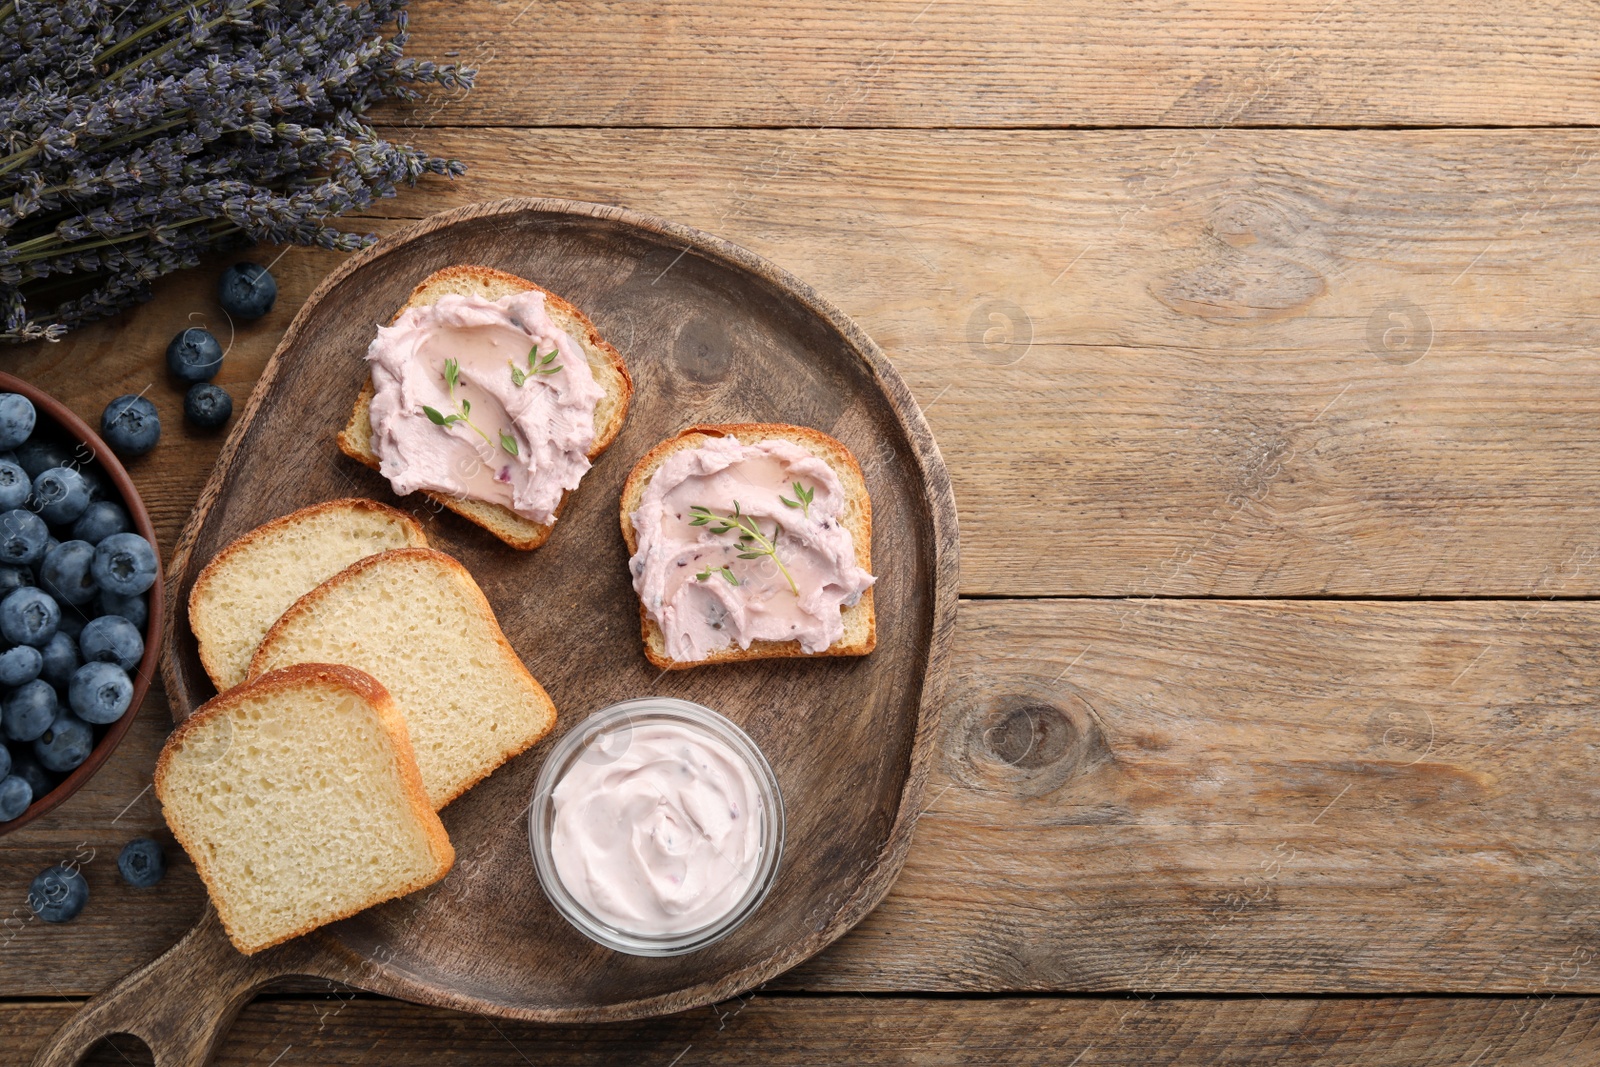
[3,9,467,180]
[0,0,473,341]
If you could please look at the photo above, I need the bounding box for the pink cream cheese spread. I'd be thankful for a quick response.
[629,436,875,663]
[365,290,605,525]
[550,723,763,935]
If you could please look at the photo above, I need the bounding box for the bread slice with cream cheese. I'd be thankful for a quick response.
[338,265,632,550]
[620,423,876,670]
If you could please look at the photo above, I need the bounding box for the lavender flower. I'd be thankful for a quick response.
[0,0,472,342]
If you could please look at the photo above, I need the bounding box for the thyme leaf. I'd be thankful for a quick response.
[426,359,492,447]
[421,405,458,427]
[779,481,815,519]
[527,344,562,375]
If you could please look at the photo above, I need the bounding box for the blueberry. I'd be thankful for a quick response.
[0,774,28,820]
[0,394,35,451]
[69,662,132,725]
[29,467,91,525]
[54,611,84,641]
[0,742,8,780]
[118,838,166,888]
[101,395,161,457]
[14,439,74,479]
[0,586,57,646]
[34,712,93,772]
[71,500,129,544]
[218,262,277,321]
[79,615,142,672]
[183,383,232,430]
[39,631,79,687]
[10,751,53,797]
[98,591,146,630]
[28,864,87,923]
[0,564,31,597]
[0,645,43,687]
[39,539,97,605]
[0,509,49,565]
[0,460,30,511]
[3,680,57,741]
[33,536,58,577]
[165,328,224,383]
[92,533,157,596]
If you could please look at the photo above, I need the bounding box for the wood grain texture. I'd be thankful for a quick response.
[256,129,1600,596]
[0,244,346,555]
[26,912,319,1067]
[10,131,1600,597]
[6,124,1600,1049]
[10,994,1600,1066]
[379,0,1600,128]
[13,599,1600,998]
[791,598,1600,994]
[144,199,954,1030]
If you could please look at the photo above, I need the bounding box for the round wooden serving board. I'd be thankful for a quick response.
[36,199,957,1065]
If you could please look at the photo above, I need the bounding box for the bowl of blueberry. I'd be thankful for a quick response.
[0,372,163,835]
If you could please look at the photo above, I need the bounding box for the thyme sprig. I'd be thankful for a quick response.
[688,501,799,596]
[779,481,815,520]
[510,345,561,386]
[422,358,517,456]
[696,565,739,586]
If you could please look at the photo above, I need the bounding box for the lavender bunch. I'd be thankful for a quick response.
[0,0,473,342]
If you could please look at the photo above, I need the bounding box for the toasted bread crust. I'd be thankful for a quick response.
[620,423,876,670]
[188,498,429,689]
[246,546,558,807]
[154,663,454,955]
[338,265,633,551]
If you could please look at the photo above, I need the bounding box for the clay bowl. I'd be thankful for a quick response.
[0,372,164,835]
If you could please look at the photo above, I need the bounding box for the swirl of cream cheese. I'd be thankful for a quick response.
[365,290,605,525]
[550,723,765,935]
[628,436,875,663]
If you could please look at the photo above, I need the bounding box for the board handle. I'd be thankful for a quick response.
[31,908,309,1067]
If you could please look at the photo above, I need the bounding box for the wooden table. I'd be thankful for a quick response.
[7,2,1600,1062]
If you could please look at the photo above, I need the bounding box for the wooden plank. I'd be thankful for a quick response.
[381,0,1600,128]
[9,599,1600,996]
[787,599,1600,994]
[7,994,1600,1066]
[12,128,1600,596]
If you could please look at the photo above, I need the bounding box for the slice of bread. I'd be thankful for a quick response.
[248,547,556,809]
[155,664,454,956]
[189,499,429,693]
[620,423,876,670]
[338,265,633,550]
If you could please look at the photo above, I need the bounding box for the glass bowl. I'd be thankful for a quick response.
[529,697,784,956]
